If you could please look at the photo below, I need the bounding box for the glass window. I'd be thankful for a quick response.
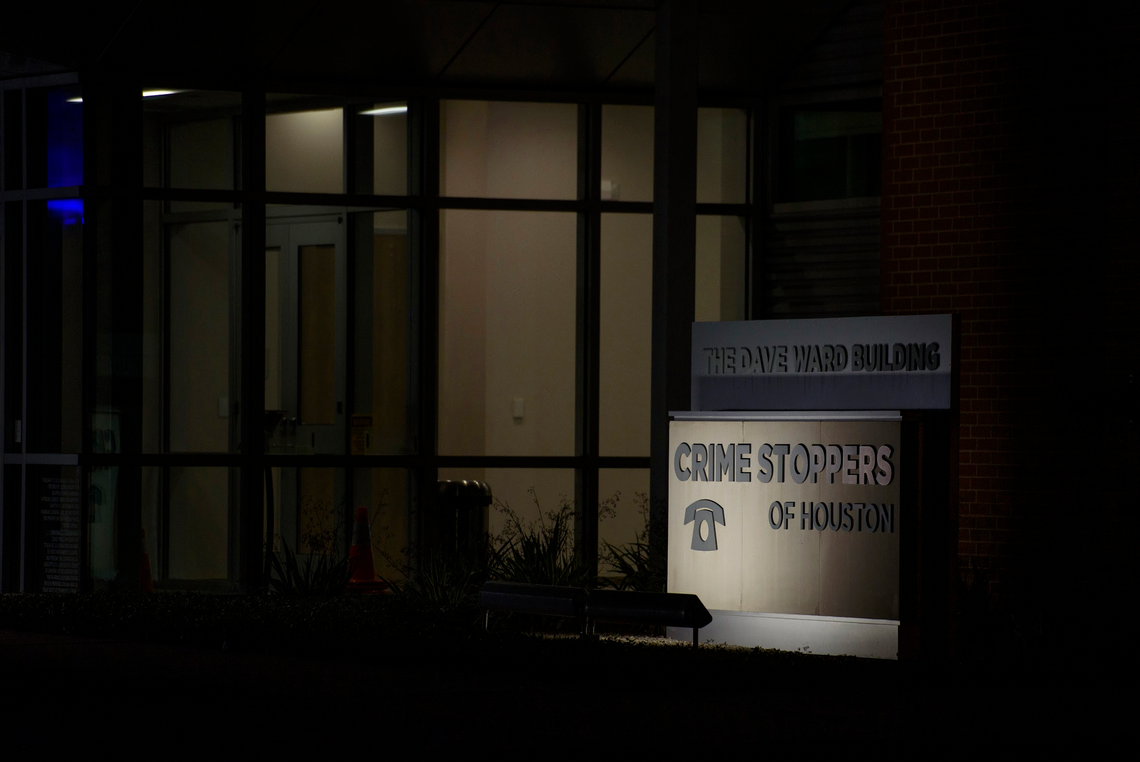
[2,91,20,190]
[88,466,162,591]
[352,468,411,582]
[142,89,240,196]
[695,215,747,322]
[439,467,576,548]
[600,213,651,457]
[90,200,163,455]
[25,85,83,190]
[267,466,344,558]
[601,105,653,202]
[266,97,344,194]
[778,99,882,202]
[362,101,408,196]
[265,210,347,456]
[2,201,20,454]
[598,469,650,580]
[349,210,415,456]
[167,466,232,581]
[438,210,577,457]
[697,107,749,204]
[168,220,234,452]
[26,200,84,453]
[441,100,577,200]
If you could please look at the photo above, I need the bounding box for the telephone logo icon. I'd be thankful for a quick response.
[684,499,725,551]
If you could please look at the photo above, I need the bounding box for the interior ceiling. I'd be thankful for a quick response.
[0,0,853,94]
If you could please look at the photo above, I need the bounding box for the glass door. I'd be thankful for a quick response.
[265,217,346,557]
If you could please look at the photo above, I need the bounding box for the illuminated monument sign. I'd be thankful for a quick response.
[668,315,951,658]
[690,314,952,411]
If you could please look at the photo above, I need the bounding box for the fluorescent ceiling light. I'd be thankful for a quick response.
[68,91,186,103]
[360,105,407,116]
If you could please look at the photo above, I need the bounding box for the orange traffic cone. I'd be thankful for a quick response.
[346,506,388,593]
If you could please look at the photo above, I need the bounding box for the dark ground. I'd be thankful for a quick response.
[0,627,1121,754]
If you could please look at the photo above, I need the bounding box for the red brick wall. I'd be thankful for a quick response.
[882,0,1139,609]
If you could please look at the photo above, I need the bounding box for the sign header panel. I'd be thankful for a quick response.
[691,314,952,410]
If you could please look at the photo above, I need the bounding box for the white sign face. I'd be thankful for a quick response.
[691,314,952,411]
[668,419,901,620]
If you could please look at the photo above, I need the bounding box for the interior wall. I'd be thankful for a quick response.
[439,101,748,545]
[601,105,654,202]
[170,118,231,190]
[266,108,343,193]
[169,222,229,452]
[599,213,652,458]
[482,210,576,459]
[697,108,748,204]
[372,107,407,195]
[167,222,230,578]
[168,466,228,579]
[439,100,578,533]
[141,97,752,580]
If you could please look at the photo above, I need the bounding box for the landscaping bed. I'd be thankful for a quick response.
[0,591,878,689]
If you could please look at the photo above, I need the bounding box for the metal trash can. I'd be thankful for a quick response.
[437,480,492,560]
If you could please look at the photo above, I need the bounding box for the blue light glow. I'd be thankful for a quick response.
[47,199,84,225]
[47,88,83,189]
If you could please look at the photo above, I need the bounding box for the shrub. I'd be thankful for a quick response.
[489,490,595,589]
[599,493,665,592]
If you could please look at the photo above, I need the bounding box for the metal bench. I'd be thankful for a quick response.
[584,589,712,647]
[479,582,712,647]
[479,581,588,634]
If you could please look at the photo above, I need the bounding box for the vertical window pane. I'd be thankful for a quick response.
[697,107,748,204]
[142,89,240,194]
[298,466,338,553]
[365,101,408,196]
[266,99,344,193]
[439,211,576,457]
[26,85,83,189]
[2,201,20,455]
[140,202,163,452]
[439,467,575,548]
[88,465,162,590]
[778,99,882,202]
[601,105,653,202]
[351,210,414,456]
[441,100,577,200]
[299,244,337,425]
[2,90,22,190]
[600,213,651,457]
[92,200,162,455]
[168,221,233,452]
[265,212,345,456]
[168,467,231,581]
[264,467,344,564]
[26,200,83,453]
[598,469,650,582]
[353,468,410,582]
[695,215,747,322]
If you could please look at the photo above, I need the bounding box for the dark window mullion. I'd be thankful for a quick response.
[239,88,267,593]
[574,102,602,577]
[409,95,440,564]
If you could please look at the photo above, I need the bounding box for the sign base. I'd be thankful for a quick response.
[669,610,898,660]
